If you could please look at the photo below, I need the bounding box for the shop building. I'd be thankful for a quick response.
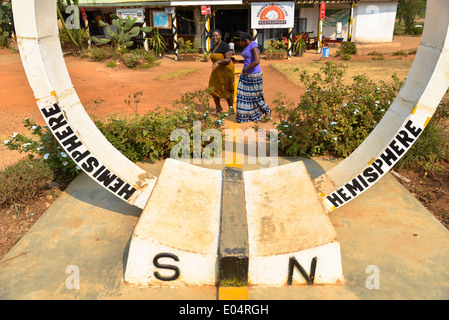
[77,0,398,57]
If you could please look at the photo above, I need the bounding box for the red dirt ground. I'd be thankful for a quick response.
[0,46,308,167]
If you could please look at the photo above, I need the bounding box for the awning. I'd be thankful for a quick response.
[79,0,243,6]
[78,0,170,7]
[170,0,243,5]
[295,0,359,3]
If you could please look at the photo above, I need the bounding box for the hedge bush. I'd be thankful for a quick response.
[273,61,402,158]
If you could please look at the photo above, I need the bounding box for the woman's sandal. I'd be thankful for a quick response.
[213,107,223,116]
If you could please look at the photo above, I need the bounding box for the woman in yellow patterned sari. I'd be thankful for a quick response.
[208,29,235,113]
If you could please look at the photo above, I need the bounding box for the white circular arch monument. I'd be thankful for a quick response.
[10,0,449,214]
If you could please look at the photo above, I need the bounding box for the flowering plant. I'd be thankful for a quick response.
[273,61,403,158]
[3,118,80,184]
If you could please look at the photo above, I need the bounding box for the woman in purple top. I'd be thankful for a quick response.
[232,31,270,123]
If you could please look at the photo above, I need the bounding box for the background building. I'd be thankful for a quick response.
[77,0,399,52]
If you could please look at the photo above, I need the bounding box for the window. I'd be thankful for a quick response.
[176,9,195,35]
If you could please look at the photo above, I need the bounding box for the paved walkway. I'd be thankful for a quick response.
[1,157,449,300]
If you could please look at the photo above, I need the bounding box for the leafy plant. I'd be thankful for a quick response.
[265,39,287,53]
[397,0,426,35]
[272,61,402,158]
[292,37,306,56]
[92,14,152,50]
[395,98,449,175]
[59,24,90,51]
[0,1,13,47]
[120,47,158,69]
[3,118,80,185]
[90,46,113,61]
[106,60,117,68]
[178,37,199,54]
[56,0,86,53]
[0,158,54,208]
[335,41,357,57]
[95,89,225,163]
[148,29,167,57]
[202,51,211,61]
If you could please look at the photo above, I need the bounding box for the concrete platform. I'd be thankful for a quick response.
[123,159,222,287]
[1,157,449,300]
[244,162,343,286]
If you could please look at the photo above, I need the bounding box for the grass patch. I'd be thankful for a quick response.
[155,68,199,80]
[271,59,413,87]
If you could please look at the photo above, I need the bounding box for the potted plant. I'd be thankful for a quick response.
[148,29,167,58]
[177,37,199,61]
[292,37,306,57]
[264,39,287,60]
[202,51,211,62]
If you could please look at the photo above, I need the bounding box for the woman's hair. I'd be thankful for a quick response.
[233,31,253,42]
[211,29,223,36]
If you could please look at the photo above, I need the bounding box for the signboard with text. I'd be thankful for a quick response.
[320,2,326,20]
[201,5,211,15]
[251,2,295,29]
[116,8,145,23]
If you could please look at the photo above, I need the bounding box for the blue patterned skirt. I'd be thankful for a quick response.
[236,72,270,123]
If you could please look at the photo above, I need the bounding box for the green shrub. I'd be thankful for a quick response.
[342,53,351,60]
[120,48,158,69]
[106,60,117,68]
[3,118,80,185]
[273,61,402,158]
[0,2,13,48]
[59,26,90,51]
[0,158,54,207]
[3,89,225,189]
[265,39,287,53]
[90,46,113,61]
[371,54,385,60]
[395,99,449,175]
[336,41,357,57]
[178,37,199,54]
[91,46,158,69]
[95,88,225,162]
[393,50,408,57]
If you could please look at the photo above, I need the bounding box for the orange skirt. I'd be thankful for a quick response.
[208,53,235,99]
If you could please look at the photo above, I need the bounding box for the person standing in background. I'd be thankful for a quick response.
[208,29,235,114]
[232,31,270,123]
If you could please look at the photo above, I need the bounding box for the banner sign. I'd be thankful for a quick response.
[251,2,295,29]
[320,2,326,20]
[201,5,211,15]
[79,7,87,21]
[116,8,145,23]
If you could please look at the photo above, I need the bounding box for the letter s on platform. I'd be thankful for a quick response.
[153,253,181,281]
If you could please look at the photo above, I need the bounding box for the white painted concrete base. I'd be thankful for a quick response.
[249,242,343,286]
[244,162,344,286]
[123,159,222,287]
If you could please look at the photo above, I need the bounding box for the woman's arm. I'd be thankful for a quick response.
[212,51,233,70]
[242,46,260,74]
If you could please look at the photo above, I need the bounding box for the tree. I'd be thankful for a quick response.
[397,0,427,34]
[0,0,13,47]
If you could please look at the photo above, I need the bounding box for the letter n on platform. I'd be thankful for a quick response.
[243,162,344,286]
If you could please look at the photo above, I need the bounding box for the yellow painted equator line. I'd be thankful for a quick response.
[218,287,248,300]
[225,122,242,168]
[221,121,248,300]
